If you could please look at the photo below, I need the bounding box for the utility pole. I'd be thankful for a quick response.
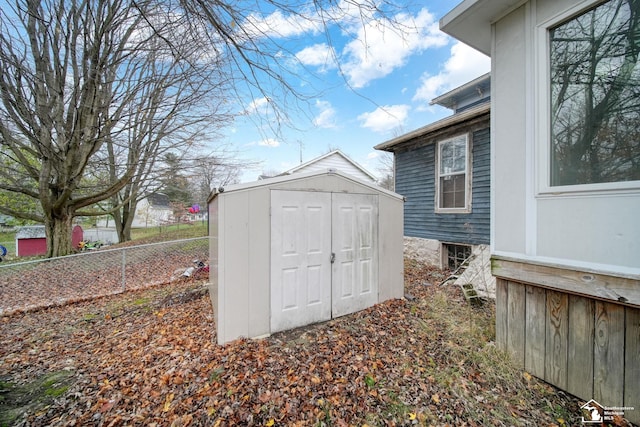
[298,140,304,164]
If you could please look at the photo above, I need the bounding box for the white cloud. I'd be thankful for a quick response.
[358,105,410,133]
[245,97,272,116]
[312,100,337,129]
[413,41,491,104]
[243,9,321,39]
[367,151,379,160]
[341,8,448,88]
[296,43,336,72]
[259,138,280,147]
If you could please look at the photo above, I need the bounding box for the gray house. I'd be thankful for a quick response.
[442,0,639,423]
[375,74,490,271]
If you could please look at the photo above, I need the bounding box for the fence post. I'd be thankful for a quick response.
[122,248,126,292]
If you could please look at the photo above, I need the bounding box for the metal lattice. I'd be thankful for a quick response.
[0,237,209,316]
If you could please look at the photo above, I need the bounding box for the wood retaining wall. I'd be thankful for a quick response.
[494,270,639,425]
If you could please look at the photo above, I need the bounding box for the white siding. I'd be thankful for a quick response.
[493,5,528,255]
[491,0,640,274]
[288,152,376,183]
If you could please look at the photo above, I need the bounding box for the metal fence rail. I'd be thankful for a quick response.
[0,237,209,316]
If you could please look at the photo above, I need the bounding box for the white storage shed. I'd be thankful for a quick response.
[208,169,404,345]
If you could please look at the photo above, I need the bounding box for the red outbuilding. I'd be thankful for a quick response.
[16,225,83,257]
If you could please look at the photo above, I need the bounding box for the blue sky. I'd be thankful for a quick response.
[214,1,491,183]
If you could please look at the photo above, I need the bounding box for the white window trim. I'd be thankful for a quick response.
[535,0,640,198]
[435,134,472,213]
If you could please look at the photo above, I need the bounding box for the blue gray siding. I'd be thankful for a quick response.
[395,126,490,245]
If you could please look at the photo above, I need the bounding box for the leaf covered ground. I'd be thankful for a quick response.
[1,259,589,426]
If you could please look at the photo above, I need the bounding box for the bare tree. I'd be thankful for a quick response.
[0,0,425,256]
[191,153,245,204]
[174,0,415,136]
[376,151,395,191]
[0,0,231,256]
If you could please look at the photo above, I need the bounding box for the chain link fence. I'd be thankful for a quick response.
[0,237,209,316]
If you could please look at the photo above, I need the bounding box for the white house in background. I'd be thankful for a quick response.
[131,193,173,228]
[441,0,639,423]
[270,150,378,184]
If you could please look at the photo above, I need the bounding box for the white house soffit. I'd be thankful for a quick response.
[374,102,490,151]
[440,0,525,56]
[208,169,403,201]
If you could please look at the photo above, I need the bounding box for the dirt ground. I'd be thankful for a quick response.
[0,259,621,426]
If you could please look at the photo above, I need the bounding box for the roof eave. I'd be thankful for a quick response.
[430,72,490,108]
[374,103,490,152]
[440,0,526,56]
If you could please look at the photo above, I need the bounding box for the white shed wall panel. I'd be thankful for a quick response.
[209,170,403,345]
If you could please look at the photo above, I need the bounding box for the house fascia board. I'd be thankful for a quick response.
[207,169,402,203]
[374,103,490,152]
[440,0,526,56]
[430,72,490,110]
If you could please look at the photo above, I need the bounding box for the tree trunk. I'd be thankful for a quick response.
[112,196,136,243]
[45,213,74,258]
[121,201,136,242]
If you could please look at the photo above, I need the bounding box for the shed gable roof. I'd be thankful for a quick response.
[208,169,401,203]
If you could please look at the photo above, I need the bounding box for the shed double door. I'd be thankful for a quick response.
[270,190,378,333]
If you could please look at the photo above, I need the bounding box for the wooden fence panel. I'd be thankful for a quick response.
[545,290,568,390]
[496,279,508,352]
[593,301,625,406]
[507,280,526,366]
[525,285,545,378]
[567,295,594,401]
[493,259,640,424]
[624,307,640,425]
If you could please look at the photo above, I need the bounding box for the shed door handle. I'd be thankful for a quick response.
[330,253,335,264]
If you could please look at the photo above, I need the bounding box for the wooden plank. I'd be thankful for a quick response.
[507,281,526,367]
[594,301,625,406]
[524,285,546,378]
[567,294,595,401]
[492,257,640,307]
[545,290,568,390]
[495,279,508,352]
[624,306,640,426]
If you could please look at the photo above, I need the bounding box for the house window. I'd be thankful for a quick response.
[444,243,471,270]
[549,0,640,187]
[437,135,469,211]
